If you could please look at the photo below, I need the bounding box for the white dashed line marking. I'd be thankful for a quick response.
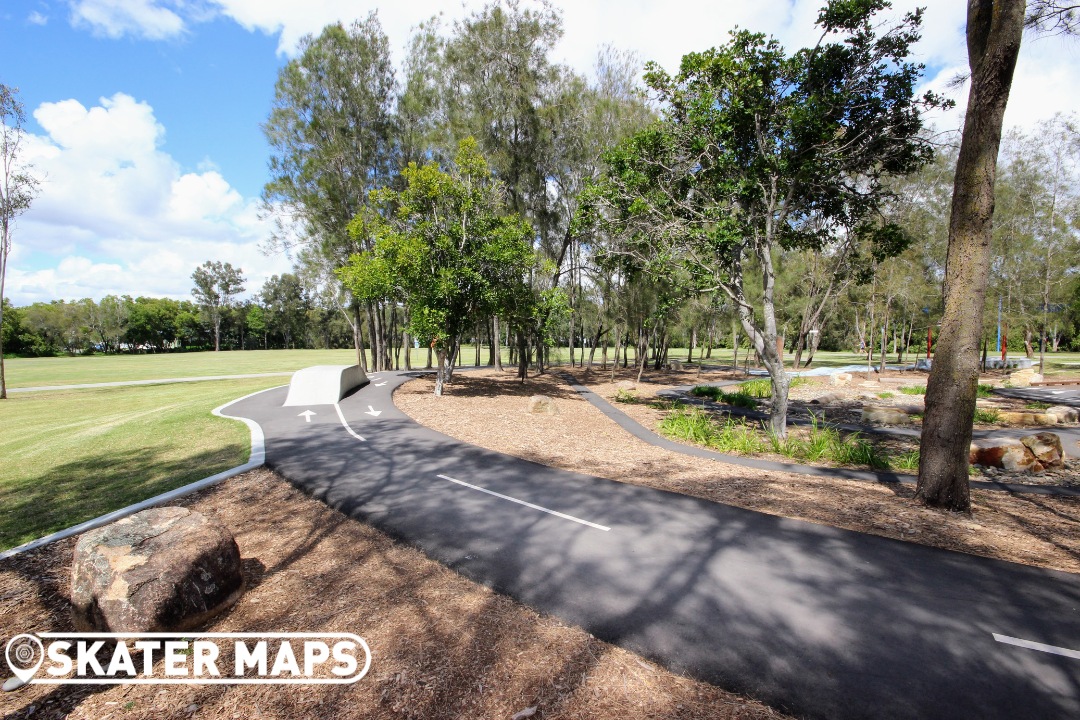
[435,474,611,531]
[993,633,1080,660]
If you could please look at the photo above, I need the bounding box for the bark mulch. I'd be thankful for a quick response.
[1,468,789,720]
[393,367,1080,576]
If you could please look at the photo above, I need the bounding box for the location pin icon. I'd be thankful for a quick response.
[6,634,44,684]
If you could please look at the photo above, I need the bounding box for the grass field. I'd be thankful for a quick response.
[0,376,284,550]
[6,346,1079,389]
[3,344,1075,550]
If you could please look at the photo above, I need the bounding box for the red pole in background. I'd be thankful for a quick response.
[927,325,933,359]
[1001,324,1007,364]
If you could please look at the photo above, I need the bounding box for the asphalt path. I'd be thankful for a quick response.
[222,372,1080,720]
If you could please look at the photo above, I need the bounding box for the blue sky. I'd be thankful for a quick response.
[1,0,1076,305]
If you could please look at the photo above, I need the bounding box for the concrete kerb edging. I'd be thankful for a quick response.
[559,373,1080,498]
[0,385,282,561]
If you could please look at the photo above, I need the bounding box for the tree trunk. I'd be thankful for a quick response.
[493,316,503,370]
[517,330,528,381]
[918,0,1024,511]
[434,348,447,396]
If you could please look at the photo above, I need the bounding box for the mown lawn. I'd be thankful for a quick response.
[0,377,284,550]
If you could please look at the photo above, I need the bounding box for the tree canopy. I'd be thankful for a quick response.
[584,0,946,436]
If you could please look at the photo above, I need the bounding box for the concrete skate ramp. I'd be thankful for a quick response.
[282,365,368,407]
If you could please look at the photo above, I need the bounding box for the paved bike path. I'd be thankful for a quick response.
[222,372,1080,720]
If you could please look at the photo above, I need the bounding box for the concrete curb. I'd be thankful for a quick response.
[558,373,1080,498]
[0,385,282,561]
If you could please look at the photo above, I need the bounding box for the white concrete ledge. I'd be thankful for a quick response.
[282,364,368,407]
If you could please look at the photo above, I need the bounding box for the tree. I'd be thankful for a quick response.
[0,84,39,399]
[191,261,245,351]
[262,15,397,370]
[340,138,535,395]
[259,273,310,349]
[588,0,944,437]
[915,0,1027,511]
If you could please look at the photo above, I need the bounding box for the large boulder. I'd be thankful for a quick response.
[71,507,244,633]
[830,372,853,386]
[1008,368,1043,387]
[667,359,684,371]
[1020,432,1065,469]
[527,395,559,415]
[996,411,1054,426]
[861,407,912,425]
[1047,405,1079,424]
[969,438,1044,474]
[614,380,637,392]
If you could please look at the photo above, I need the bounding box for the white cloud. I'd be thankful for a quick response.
[69,0,185,40]
[28,10,48,25]
[8,93,291,304]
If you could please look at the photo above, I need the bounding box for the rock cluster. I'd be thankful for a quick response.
[969,432,1066,475]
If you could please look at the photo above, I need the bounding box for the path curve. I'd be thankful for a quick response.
[220,372,1080,720]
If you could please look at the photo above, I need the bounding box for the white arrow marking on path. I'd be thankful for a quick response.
[993,633,1080,660]
[299,410,316,423]
[365,406,382,417]
[374,382,387,387]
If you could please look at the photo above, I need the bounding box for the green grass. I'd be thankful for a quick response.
[613,389,638,404]
[973,408,1002,424]
[0,377,283,550]
[1025,401,1052,410]
[690,385,757,409]
[658,407,891,469]
[898,385,926,395]
[878,392,895,399]
[977,384,995,398]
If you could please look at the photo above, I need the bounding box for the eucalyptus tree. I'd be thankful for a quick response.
[917,0,1071,510]
[259,273,310,349]
[263,15,397,369]
[191,261,245,352]
[0,84,39,398]
[587,0,944,437]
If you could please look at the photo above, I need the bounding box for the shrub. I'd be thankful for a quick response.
[690,385,756,409]
[614,389,638,404]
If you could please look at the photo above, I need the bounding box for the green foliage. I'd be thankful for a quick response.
[690,384,757,409]
[898,385,926,395]
[973,408,1002,424]
[1025,401,1052,410]
[977,384,995,398]
[339,139,535,364]
[892,450,921,473]
[658,406,891,469]
[613,389,638,404]
[878,392,895,399]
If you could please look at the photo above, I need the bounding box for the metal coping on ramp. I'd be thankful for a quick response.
[283,364,369,407]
